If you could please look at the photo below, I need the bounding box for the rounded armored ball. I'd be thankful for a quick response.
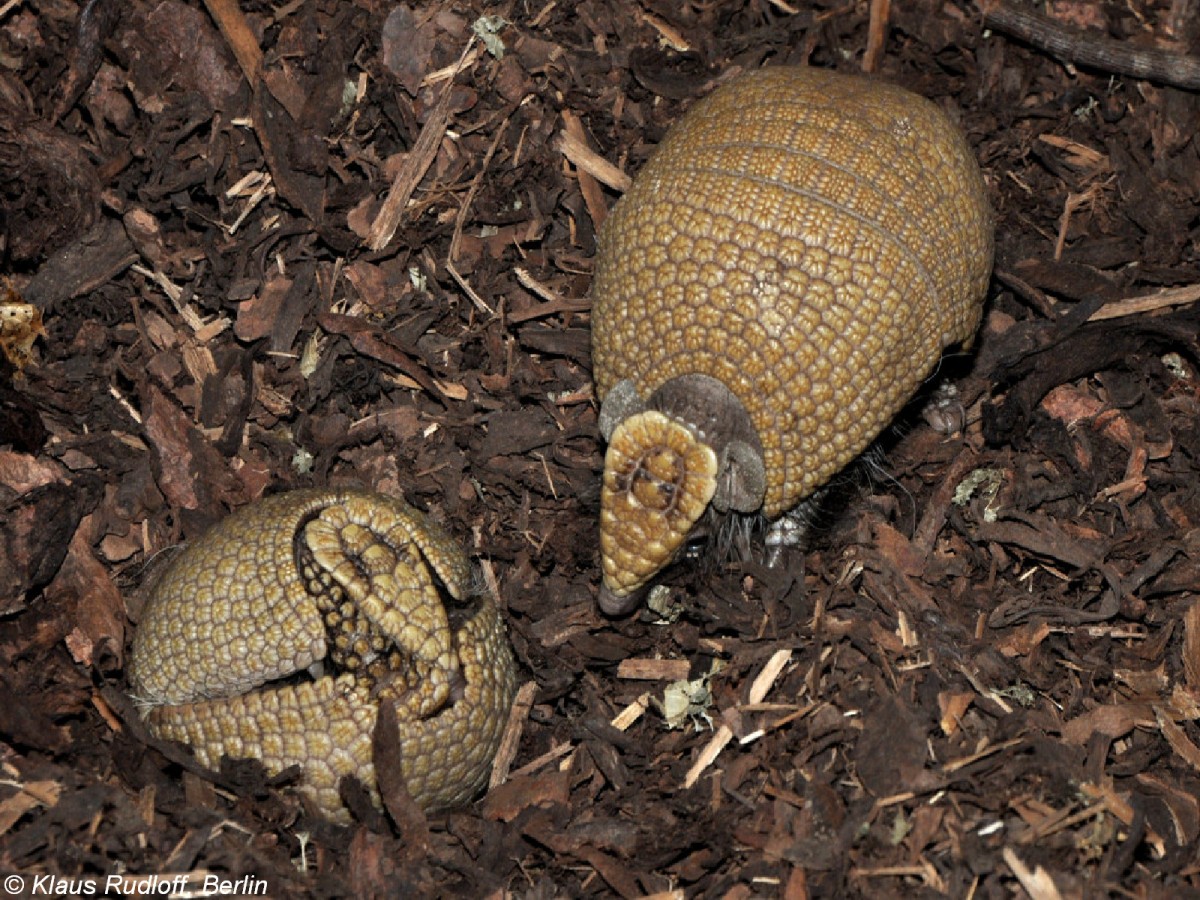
[591,66,994,613]
[128,488,519,823]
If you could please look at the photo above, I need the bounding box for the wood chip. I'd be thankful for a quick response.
[616,657,691,681]
[1001,847,1064,900]
[610,693,651,731]
[683,649,791,788]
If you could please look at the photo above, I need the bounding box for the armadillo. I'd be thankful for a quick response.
[590,66,993,614]
[128,489,518,822]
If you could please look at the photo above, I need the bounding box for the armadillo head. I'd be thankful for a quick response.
[596,376,766,615]
[598,410,718,614]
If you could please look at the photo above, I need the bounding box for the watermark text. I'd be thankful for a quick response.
[4,872,269,896]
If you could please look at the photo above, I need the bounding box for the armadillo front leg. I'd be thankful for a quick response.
[299,497,461,719]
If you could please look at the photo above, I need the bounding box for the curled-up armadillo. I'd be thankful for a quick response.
[590,66,994,614]
[128,489,518,822]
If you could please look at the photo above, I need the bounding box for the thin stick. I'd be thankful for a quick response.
[981,1,1200,90]
[683,649,792,788]
[202,0,263,84]
[556,128,632,194]
[863,0,891,74]
[367,41,475,251]
[1088,283,1200,322]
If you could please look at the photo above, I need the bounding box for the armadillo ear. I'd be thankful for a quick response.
[598,378,645,441]
[713,440,766,514]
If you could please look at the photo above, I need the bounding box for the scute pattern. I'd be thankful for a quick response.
[591,66,993,517]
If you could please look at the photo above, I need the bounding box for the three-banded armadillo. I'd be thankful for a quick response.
[129,490,518,822]
[590,66,993,614]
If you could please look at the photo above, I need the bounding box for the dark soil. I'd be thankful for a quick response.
[3,0,1200,897]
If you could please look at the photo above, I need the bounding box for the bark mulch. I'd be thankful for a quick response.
[2,0,1200,896]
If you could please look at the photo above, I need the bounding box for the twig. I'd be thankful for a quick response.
[1001,847,1065,900]
[980,1,1200,90]
[367,40,475,252]
[507,741,574,779]
[446,259,493,315]
[1088,283,1200,321]
[682,649,792,788]
[559,110,617,235]
[555,128,632,194]
[449,115,511,263]
[508,268,591,322]
[203,0,263,84]
[863,0,891,74]
[638,10,690,51]
[992,267,1057,318]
